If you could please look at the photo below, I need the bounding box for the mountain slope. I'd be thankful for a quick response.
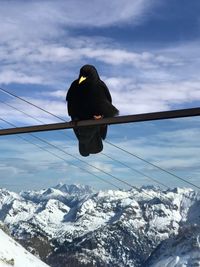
[0,228,49,267]
[146,224,200,267]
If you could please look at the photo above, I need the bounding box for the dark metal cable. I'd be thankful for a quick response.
[0,99,70,139]
[100,153,197,203]
[0,98,170,192]
[0,87,66,122]
[101,152,169,189]
[30,135,140,191]
[105,140,200,191]
[0,121,191,204]
[0,99,132,191]
[1,86,199,191]
[0,98,170,195]
[0,118,121,190]
[0,122,192,204]
[0,117,156,199]
[0,95,146,192]
[0,99,44,124]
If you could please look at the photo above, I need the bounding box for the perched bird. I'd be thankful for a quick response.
[66,64,119,156]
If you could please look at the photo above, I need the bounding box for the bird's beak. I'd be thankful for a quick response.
[79,76,87,84]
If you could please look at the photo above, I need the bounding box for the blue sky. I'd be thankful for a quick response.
[0,0,199,191]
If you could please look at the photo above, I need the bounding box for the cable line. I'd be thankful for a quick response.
[0,93,155,192]
[1,86,199,191]
[1,117,159,199]
[101,152,196,203]
[1,97,171,193]
[0,118,121,190]
[0,118,164,198]
[105,140,200,191]
[0,95,173,196]
[0,99,44,124]
[0,96,174,193]
[0,117,143,192]
[101,152,169,189]
[0,124,191,205]
[31,135,140,191]
[0,99,71,140]
[0,121,193,203]
[0,87,66,122]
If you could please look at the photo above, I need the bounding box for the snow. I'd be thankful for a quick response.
[97,189,132,200]
[5,199,37,225]
[150,253,200,267]
[148,223,200,267]
[54,183,94,195]
[1,185,198,242]
[0,229,49,267]
[36,199,70,225]
[0,184,200,267]
[120,197,139,208]
[151,256,180,267]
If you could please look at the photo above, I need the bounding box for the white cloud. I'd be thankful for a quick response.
[60,0,157,27]
[104,120,200,174]
[105,78,200,114]
[0,38,184,90]
[0,0,157,42]
[0,40,177,69]
[0,138,73,179]
[0,98,68,126]
[77,48,178,68]
[0,70,44,85]
[89,161,113,173]
[0,0,199,119]
[0,77,199,127]
[46,90,66,99]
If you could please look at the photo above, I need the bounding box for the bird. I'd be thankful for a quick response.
[66,64,119,156]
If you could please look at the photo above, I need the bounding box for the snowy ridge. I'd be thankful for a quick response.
[20,183,93,202]
[0,184,199,267]
[0,228,49,267]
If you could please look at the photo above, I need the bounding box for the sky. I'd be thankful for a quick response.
[0,0,199,192]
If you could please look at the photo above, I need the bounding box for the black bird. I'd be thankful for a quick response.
[66,64,119,157]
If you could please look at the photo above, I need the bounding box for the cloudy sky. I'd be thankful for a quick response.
[0,0,199,191]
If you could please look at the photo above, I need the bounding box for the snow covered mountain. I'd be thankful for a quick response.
[0,184,199,267]
[0,225,49,267]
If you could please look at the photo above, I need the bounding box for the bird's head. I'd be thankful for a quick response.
[78,64,100,84]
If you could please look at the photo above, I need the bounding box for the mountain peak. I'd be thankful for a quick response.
[54,183,94,195]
